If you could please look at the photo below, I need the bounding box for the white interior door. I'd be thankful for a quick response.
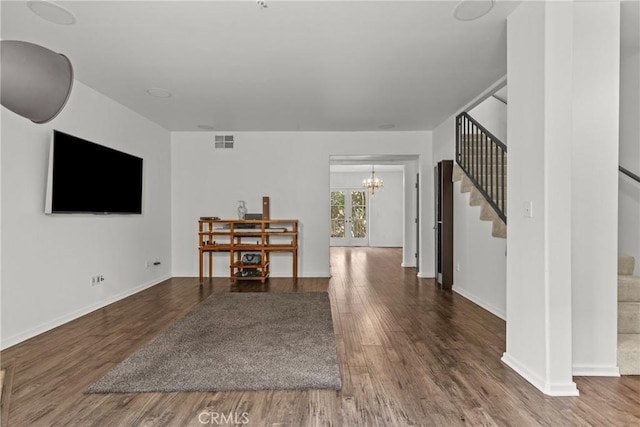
[330,189,369,246]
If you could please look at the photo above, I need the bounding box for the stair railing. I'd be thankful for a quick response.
[620,166,640,184]
[456,112,507,224]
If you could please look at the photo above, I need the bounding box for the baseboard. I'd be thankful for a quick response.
[452,285,506,320]
[0,275,171,350]
[572,365,620,377]
[401,262,416,268]
[172,272,332,279]
[501,352,580,396]
[269,272,332,278]
[416,272,434,278]
[300,272,332,278]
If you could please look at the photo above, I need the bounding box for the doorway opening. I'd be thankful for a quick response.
[329,155,421,271]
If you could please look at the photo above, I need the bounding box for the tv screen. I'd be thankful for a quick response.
[45,130,143,214]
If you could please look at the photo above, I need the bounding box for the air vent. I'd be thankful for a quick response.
[214,135,234,149]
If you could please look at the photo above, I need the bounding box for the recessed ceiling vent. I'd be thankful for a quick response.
[214,135,234,149]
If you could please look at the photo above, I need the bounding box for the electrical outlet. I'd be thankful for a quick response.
[456,263,461,272]
[90,274,105,286]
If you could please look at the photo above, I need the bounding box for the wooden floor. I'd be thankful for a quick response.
[1,247,639,426]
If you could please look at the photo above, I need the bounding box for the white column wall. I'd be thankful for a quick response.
[503,1,577,396]
[402,161,419,267]
[505,0,621,394]
[570,1,620,376]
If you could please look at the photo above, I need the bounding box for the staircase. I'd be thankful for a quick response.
[454,110,640,374]
[454,112,507,239]
[618,255,640,375]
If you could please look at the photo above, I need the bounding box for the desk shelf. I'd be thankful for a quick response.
[198,218,298,284]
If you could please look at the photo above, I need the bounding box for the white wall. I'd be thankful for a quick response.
[433,106,507,320]
[402,160,419,267]
[1,81,172,349]
[570,1,620,376]
[619,45,640,275]
[330,168,404,247]
[432,115,456,164]
[452,185,507,319]
[171,131,433,278]
[504,1,577,396]
[468,96,508,144]
[505,1,620,395]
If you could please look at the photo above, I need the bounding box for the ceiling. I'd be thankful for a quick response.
[2,1,637,133]
[1,0,526,132]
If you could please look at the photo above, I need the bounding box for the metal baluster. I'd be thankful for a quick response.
[501,149,505,215]
[464,116,468,171]
[456,116,460,165]
[480,131,484,191]
[474,123,478,180]
[466,117,470,174]
[484,134,488,192]
[490,140,494,202]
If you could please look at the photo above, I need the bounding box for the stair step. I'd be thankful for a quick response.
[470,188,507,206]
[459,175,507,187]
[480,202,497,221]
[619,275,640,301]
[456,164,507,240]
[460,146,507,153]
[463,166,508,184]
[492,218,507,239]
[480,201,507,220]
[619,255,636,276]
[469,188,484,206]
[472,185,507,195]
[618,334,640,375]
[460,147,507,155]
[453,164,506,185]
[619,302,640,334]
[460,175,474,193]
[459,159,508,168]
[457,170,507,181]
[452,164,464,182]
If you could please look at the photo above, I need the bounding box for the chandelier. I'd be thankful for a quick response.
[363,165,384,195]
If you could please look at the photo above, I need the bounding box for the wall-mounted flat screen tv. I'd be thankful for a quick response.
[45,130,143,214]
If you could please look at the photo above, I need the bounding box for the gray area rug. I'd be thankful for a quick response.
[86,292,341,393]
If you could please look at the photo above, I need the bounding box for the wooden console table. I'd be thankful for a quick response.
[198,218,298,283]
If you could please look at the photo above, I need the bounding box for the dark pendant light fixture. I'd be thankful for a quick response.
[1,40,74,123]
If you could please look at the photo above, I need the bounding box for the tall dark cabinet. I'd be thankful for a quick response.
[435,160,454,290]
